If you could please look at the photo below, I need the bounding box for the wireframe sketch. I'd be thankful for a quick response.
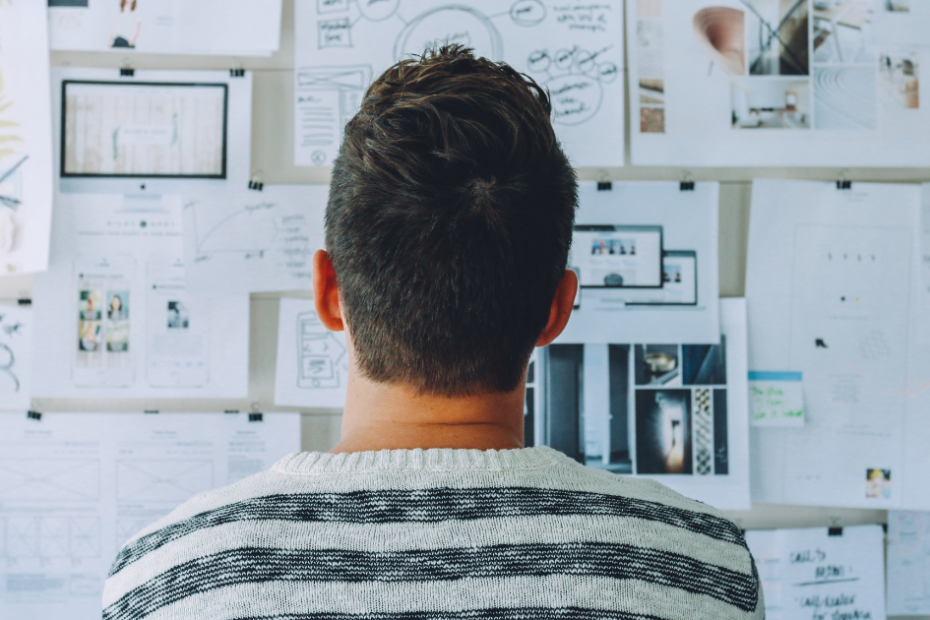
[295,66,372,166]
[0,459,100,502]
[297,310,347,389]
[1,516,100,559]
[116,460,213,503]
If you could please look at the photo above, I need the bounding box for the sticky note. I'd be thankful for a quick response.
[748,371,804,427]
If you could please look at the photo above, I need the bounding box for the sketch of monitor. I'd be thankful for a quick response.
[600,250,698,307]
[570,225,663,288]
[59,80,228,194]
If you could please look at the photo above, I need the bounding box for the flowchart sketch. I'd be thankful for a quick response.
[183,185,328,294]
[0,0,55,275]
[117,460,214,504]
[0,303,31,410]
[0,459,100,502]
[294,0,624,167]
[275,298,349,408]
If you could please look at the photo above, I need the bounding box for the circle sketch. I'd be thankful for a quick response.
[510,0,546,26]
[357,0,400,22]
[545,74,603,126]
[394,6,503,61]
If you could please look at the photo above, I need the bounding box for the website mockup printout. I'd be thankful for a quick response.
[747,179,930,510]
[557,181,719,345]
[32,193,249,398]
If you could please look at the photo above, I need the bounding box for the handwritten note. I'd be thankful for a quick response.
[749,371,805,427]
[745,525,886,620]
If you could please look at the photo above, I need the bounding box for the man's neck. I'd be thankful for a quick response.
[331,371,526,453]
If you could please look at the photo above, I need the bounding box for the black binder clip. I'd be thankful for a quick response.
[27,410,42,421]
[828,526,843,537]
[836,172,851,190]
[230,67,246,78]
[680,172,695,191]
[120,67,135,77]
[597,181,612,191]
[248,413,264,423]
[17,298,31,306]
[248,173,264,191]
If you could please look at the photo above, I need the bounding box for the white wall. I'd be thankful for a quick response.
[1,3,927,616]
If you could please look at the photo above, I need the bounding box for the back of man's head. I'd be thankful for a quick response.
[327,45,577,397]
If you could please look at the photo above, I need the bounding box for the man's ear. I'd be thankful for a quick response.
[536,269,577,347]
[312,249,345,332]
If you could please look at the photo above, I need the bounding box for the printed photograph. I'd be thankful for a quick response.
[106,321,130,352]
[640,107,665,133]
[682,338,727,385]
[880,49,919,109]
[78,320,101,352]
[79,289,103,321]
[636,389,692,474]
[635,344,680,386]
[813,0,875,64]
[746,0,810,75]
[107,291,129,320]
[731,78,812,129]
[885,0,909,11]
[640,79,664,105]
[866,468,891,499]
[814,66,877,129]
[167,301,190,329]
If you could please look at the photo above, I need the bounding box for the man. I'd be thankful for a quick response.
[103,46,763,620]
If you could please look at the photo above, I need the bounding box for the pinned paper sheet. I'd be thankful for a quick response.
[887,511,930,616]
[745,525,887,620]
[749,371,804,427]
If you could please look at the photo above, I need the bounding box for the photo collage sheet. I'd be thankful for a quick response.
[629,0,930,165]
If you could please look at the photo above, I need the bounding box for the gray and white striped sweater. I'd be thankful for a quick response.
[102,446,764,620]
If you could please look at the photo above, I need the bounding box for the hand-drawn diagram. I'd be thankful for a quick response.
[116,460,213,504]
[297,310,347,389]
[183,187,325,294]
[295,0,624,166]
[0,459,100,502]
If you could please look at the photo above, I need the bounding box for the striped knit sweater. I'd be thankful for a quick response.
[102,446,764,620]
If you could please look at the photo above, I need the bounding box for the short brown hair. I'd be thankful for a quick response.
[326,45,577,396]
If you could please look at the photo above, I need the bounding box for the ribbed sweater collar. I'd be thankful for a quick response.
[273,446,568,475]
